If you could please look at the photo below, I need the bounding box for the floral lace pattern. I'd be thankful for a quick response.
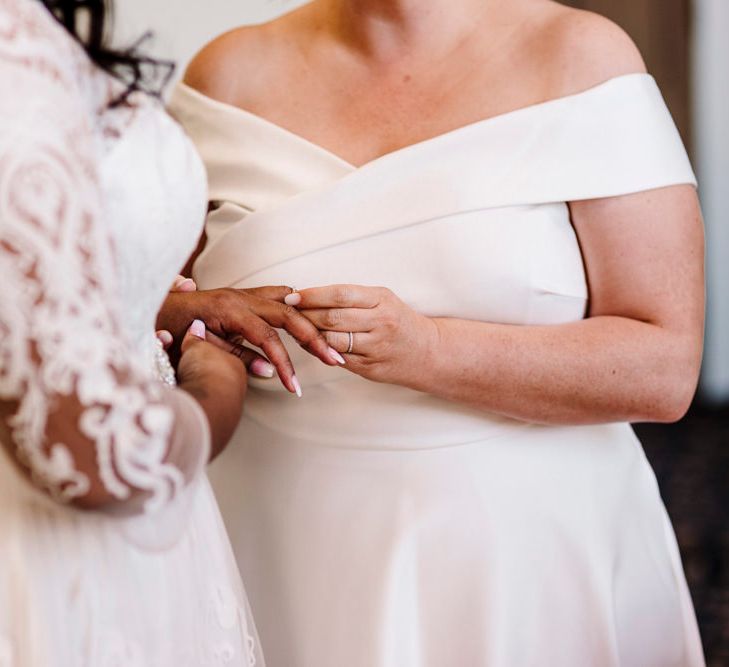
[0,0,206,512]
[0,2,263,666]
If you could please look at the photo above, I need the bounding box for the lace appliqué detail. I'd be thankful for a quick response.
[210,586,258,666]
[0,0,192,513]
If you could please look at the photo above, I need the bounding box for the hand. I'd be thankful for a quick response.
[156,275,198,350]
[287,285,439,388]
[158,286,346,397]
[177,320,247,460]
[156,276,274,378]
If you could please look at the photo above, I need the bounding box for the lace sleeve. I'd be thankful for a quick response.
[0,0,210,515]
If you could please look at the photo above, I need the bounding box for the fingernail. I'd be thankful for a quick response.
[179,278,197,292]
[292,375,303,398]
[190,319,206,339]
[250,359,275,378]
[157,330,173,346]
[285,292,301,306]
[328,346,346,365]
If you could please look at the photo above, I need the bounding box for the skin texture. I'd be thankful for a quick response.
[183,0,705,425]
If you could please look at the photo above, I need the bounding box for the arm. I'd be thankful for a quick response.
[291,17,703,426]
[0,4,241,514]
[423,187,704,424]
[293,185,704,425]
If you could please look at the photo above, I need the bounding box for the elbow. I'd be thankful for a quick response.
[643,350,701,424]
[649,384,695,424]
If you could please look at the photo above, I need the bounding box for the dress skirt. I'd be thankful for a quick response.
[210,413,704,667]
[0,447,261,667]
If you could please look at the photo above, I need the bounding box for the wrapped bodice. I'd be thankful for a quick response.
[171,74,695,449]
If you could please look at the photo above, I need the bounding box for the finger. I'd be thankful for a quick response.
[285,285,382,310]
[243,300,344,367]
[298,308,375,333]
[323,330,375,357]
[172,275,197,292]
[206,331,276,379]
[243,285,296,303]
[180,319,206,353]
[229,324,301,396]
[156,330,174,350]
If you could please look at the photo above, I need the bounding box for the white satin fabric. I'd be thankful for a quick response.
[171,73,705,667]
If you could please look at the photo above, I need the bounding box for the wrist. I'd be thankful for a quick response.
[157,292,193,340]
[180,375,246,461]
[157,291,214,341]
[405,316,446,392]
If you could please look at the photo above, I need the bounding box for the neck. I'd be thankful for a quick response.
[321,0,507,61]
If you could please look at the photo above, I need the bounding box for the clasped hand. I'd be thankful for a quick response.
[286,284,439,388]
[159,277,437,394]
[157,280,344,396]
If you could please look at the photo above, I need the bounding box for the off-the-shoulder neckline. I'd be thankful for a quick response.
[175,72,655,171]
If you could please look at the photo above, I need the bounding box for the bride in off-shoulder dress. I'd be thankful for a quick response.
[170,3,707,664]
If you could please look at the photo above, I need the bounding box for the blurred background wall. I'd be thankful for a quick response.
[115,1,729,663]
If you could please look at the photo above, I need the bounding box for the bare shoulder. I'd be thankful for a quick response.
[183,8,307,106]
[183,24,272,104]
[535,3,647,95]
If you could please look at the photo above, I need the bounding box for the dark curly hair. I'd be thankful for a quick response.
[40,0,173,105]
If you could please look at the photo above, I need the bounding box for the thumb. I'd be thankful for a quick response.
[181,319,207,353]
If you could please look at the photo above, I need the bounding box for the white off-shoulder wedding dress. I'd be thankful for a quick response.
[0,1,261,665]
[171,73,705,667]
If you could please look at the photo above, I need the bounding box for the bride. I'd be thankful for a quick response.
[0,0,339,664]
[170,0,707,665]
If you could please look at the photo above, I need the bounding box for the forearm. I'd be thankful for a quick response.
[179,375,246,461]
[1,385,213,513]
[412,316,701,425]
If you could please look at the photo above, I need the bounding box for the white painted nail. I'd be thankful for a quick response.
[250,359,275,378]
[190,319,206,339]
[292,375,303,398]
[157,330,173,346]
[179,278,197,292]
[328,347,346,365]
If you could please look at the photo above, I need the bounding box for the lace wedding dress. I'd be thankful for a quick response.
[0,1,262,665]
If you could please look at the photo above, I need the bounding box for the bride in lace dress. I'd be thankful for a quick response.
[0,0,329,664]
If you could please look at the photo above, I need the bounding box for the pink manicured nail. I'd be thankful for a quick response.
[190,319,206,339]
[285,292,302,306]
[292,375,303,398]
[250,359,275,378]
[178,278,197,292]
[328,347,346,365]
[156,330,173,347]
